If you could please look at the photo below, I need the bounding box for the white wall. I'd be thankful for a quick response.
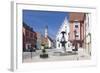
[56,17,69,49]
[0,0,100,73]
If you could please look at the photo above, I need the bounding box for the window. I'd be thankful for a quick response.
[74,21,80,29]
[57,38,59,41]
[65,26,67,28]
[75,25,78,28]
[30,33,33,37]
[58,43,60,47]
[75,35,79,37]
[26,30,29,36]
[75,33,79,37]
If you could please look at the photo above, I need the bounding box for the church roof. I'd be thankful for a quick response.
[47,36,53,42]
[56,17,69,38]
[69,12,85,22]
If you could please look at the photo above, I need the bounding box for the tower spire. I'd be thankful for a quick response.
[45,25,48,38]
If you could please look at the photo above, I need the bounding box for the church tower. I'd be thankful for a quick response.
[45,25,48,38]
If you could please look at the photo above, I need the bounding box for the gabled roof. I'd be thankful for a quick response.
[47,36,53,42]
[69,12,85,22]
[41,35,53,44]
[56,17,69,38]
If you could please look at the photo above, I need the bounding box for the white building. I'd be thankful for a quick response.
[84,13,91,55]
[56,17,71,51]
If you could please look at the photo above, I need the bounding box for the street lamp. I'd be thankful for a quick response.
[29,45,33,59]
[60,31,67,53]
[73,30,78,52]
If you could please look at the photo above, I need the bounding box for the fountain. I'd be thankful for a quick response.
[60,31,67,53]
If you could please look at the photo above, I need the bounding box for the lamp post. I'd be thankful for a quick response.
[74,30,78,52]
[29,45,33,59]
[60,31,67,53]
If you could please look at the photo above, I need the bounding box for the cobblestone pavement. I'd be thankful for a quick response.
[22,48,91,63]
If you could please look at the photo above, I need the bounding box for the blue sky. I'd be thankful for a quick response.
[23,10,69,39]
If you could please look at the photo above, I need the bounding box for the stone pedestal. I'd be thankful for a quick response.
[40,49,48,58]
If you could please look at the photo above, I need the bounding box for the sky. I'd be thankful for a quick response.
[23,10,69,39]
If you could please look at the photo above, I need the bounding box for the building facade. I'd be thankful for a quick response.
[84,13,91,55]
[23,22,37,51]
[69,12,85,48]
[36,32,42,50]
[56,17,70,50]
[69,12,90,50]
